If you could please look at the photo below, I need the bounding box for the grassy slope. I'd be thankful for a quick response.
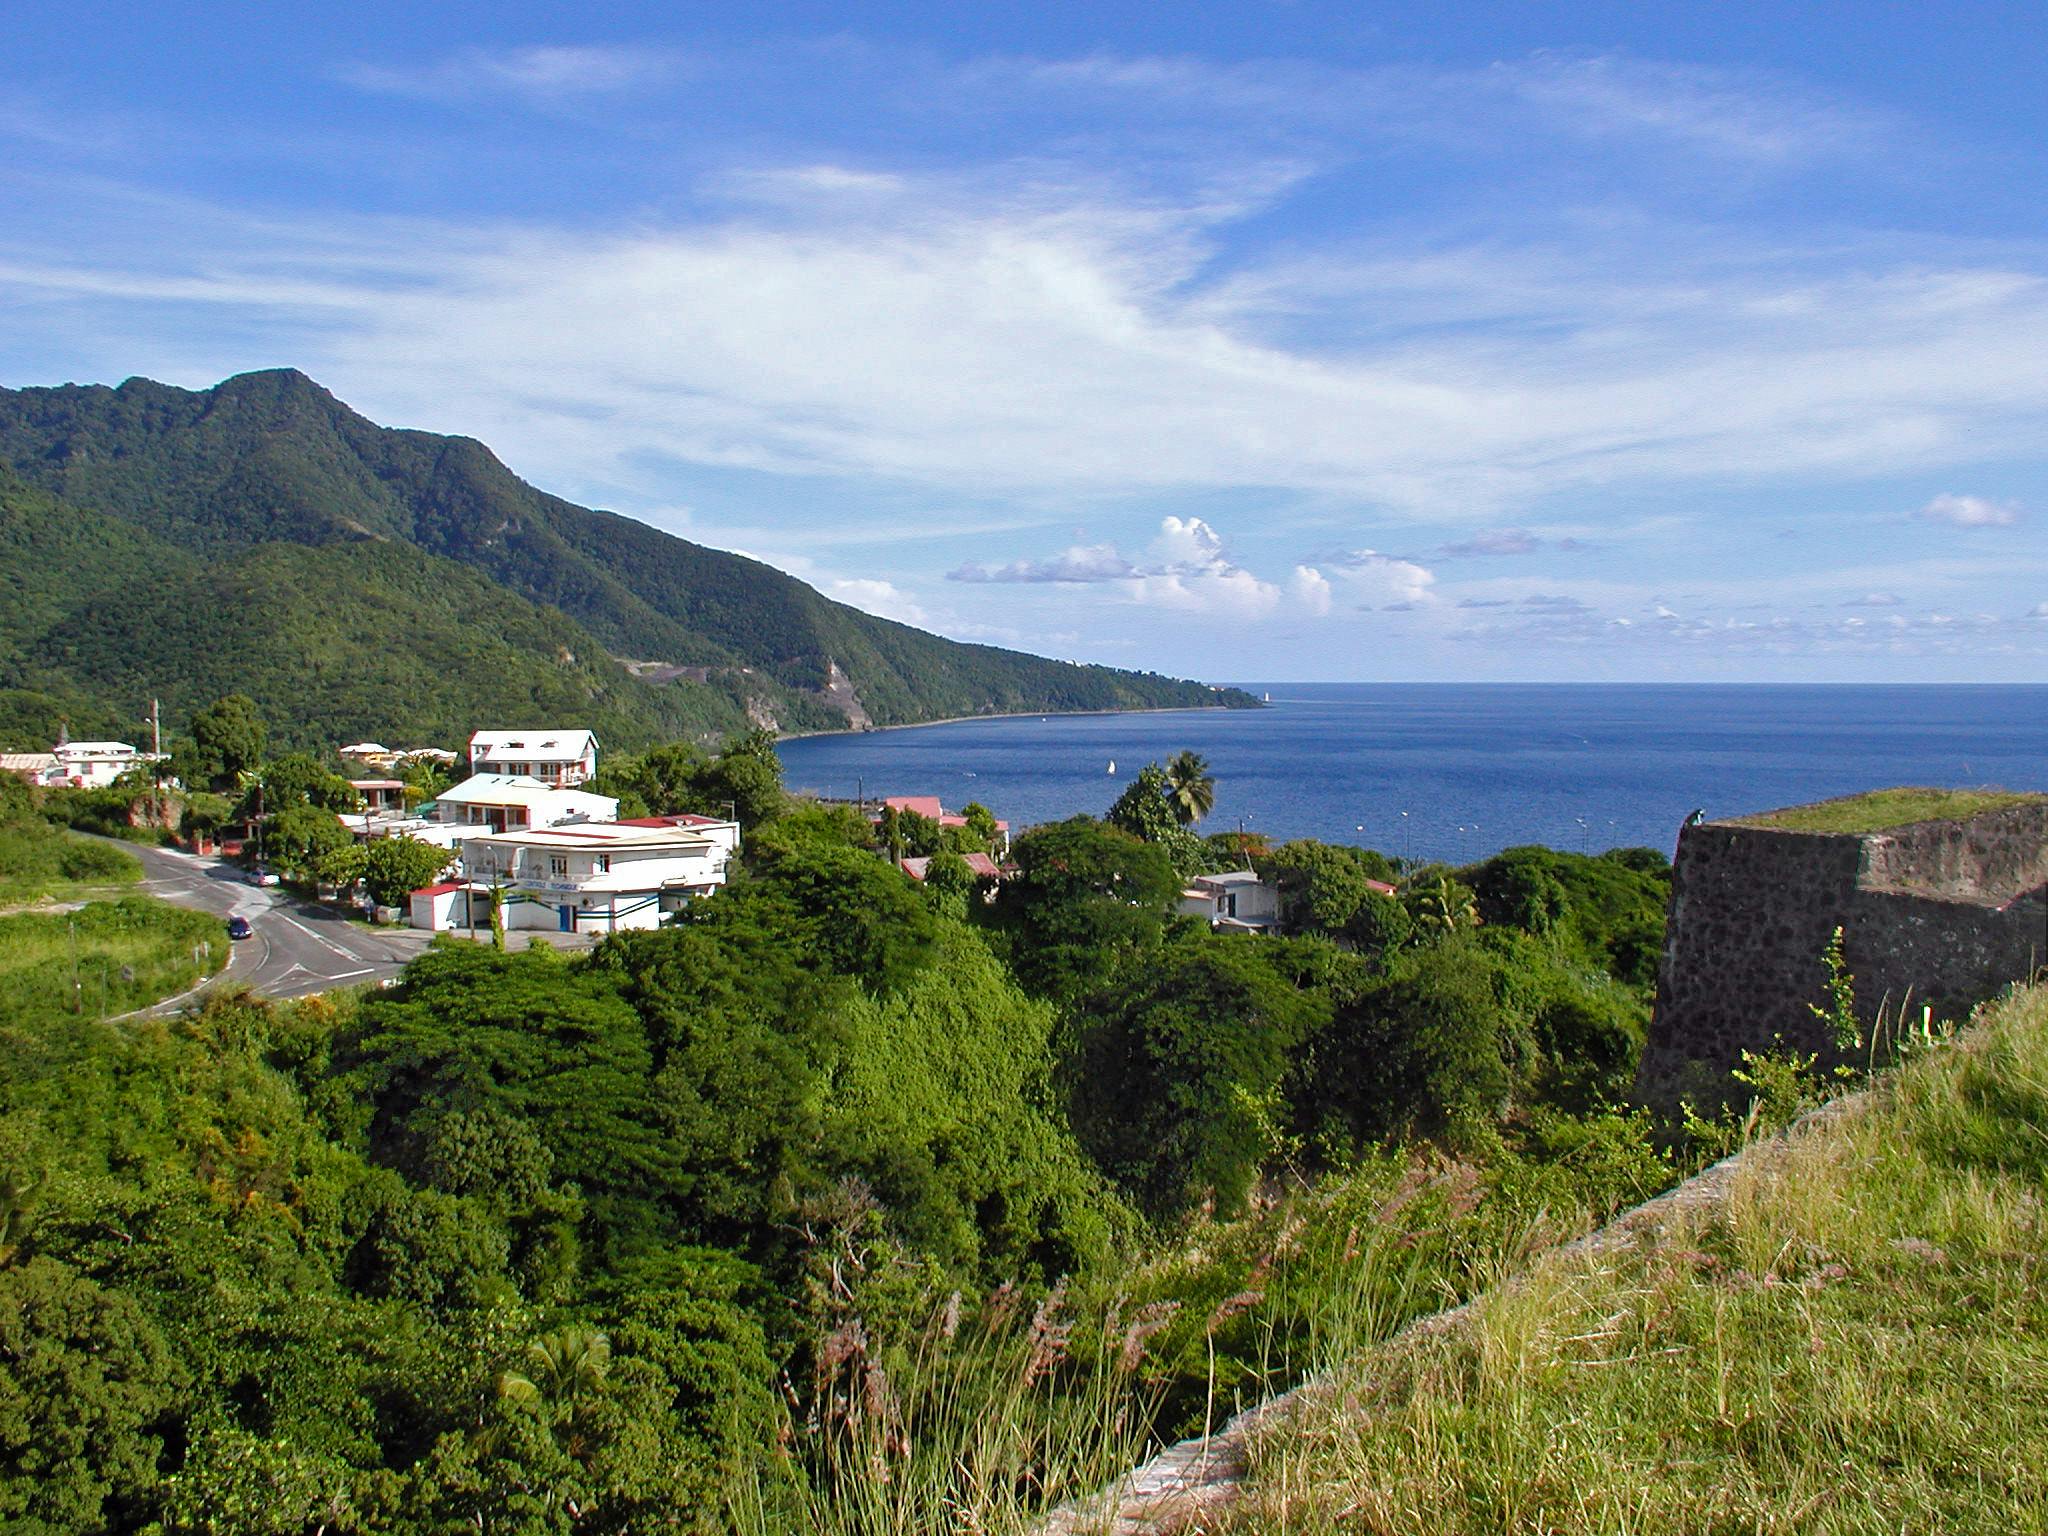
[1736,787,2044,834]
[1219,984,2048,1534]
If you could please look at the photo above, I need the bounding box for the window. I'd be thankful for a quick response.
[549,855,568,877]
[597,855,610,872]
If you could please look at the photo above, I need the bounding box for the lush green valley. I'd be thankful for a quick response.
[0,371,1252,753]
[0,746,1714,1534]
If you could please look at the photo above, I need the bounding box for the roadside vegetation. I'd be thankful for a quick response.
[0,897,226,1027]
[0,770,143,902]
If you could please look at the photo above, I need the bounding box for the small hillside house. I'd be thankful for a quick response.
[874,794,1012,853]
[1177,870,1280,931]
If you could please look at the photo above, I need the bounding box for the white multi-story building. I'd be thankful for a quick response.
[41,741,166,790]
[467,729,599,788]
[425,816,740,933]
[344,773,616,849]
[430,773,617,836]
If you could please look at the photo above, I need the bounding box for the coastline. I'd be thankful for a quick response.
[775,701,1256,745]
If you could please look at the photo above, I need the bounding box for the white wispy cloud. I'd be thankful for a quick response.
[952,516,1299,616]
[1015,49,1876,169]
[1496,53,1876,164]
[4,42,2046,679]
[1918,492,2020,526]
[1438,528,1589,558]
[950,544,1136,583]
[276,212,2048,509]
[29,174,2008,528]
[827,577,926,624]
[1314,550,1439,609]
[336,44,683,104]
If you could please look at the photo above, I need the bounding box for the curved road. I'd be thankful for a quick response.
[115,840,433,1011]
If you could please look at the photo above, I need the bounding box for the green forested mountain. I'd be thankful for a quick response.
[0,370,1251,749]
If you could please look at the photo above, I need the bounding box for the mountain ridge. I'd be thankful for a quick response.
[0,370,1254,751]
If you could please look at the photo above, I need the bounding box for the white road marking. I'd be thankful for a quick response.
[277,913,360,961]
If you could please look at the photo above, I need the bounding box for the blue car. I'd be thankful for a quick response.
[226,916,252,940]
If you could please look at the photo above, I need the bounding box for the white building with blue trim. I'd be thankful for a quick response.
[438,816,739,933]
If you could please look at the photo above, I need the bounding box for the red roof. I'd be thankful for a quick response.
[882,795,946,819]
[1364,878,1399,897]
[899,851,1007,881]
[412,881,467,898]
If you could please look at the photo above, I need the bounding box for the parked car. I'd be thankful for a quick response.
[226,915,253,940]
[247,867,280,887]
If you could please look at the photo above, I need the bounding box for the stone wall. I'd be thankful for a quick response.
[1637,799,2048,1110]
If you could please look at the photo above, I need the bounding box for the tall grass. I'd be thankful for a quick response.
[1214,981,2048,1534]
[0,897,226,1025]
[730,1125,1671,1535]
[0,821,142,903]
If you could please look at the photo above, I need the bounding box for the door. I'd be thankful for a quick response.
[559,903,573,932]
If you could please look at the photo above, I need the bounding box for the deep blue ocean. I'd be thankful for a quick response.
[778,684,2048,864]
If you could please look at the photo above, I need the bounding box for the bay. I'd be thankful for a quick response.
[776,683,2048,865]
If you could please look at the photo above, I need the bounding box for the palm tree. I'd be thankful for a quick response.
[1409,875,1478,936]
[1163,750,1216,827]
[498,1327,611,1424]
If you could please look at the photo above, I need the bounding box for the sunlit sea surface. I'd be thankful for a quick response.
[776,684,2048,864]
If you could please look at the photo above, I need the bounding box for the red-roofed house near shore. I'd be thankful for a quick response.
[874,795,1011,853]
[898,852,1008,883]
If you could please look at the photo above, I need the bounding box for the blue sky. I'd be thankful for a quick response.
[5,2,2047,683]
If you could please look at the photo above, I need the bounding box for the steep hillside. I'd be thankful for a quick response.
[0,371,1253,746]
[0,469,775,748]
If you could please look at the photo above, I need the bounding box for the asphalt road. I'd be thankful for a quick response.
[114,839,433,1011]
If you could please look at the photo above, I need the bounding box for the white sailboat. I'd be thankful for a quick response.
[1106,759,1116,774]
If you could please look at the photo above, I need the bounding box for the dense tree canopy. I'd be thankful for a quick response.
[182,693,266,792]
[0,736,1679,1530]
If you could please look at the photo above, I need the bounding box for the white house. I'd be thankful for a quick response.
[341,773,617,850]
[349,778,407,813]
[431,774,617,834]
[42,741,165,790]
[0,753,57,784]
[425,818,741,933]
[468,729,599,788]
[1177,870,1280,931]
